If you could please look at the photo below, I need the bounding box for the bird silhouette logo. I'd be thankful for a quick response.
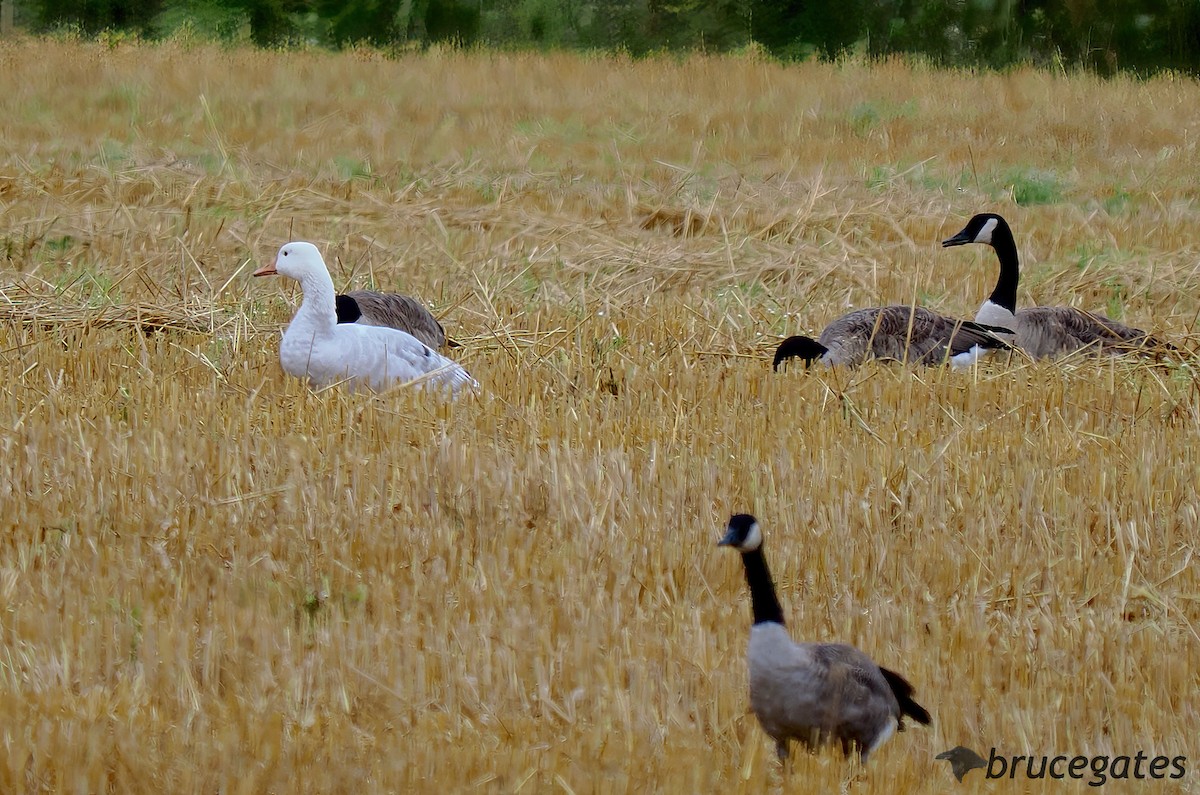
[937,746,988,782]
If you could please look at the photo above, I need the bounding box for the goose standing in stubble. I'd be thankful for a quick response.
[719,514,931,763]
[942,213,1175,359]
[773,305,1012,371]
[254,242,476,394]
[335,290,453,351]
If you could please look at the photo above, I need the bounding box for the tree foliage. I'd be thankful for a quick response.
[16,0,1200,75]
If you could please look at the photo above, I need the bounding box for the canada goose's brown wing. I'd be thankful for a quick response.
[830,306,1006,364]
[813,644,896,704]
[943,319,1015,353]
[809,306,1007,366]
[818,306,936,364]
[341,290,447,351]
[1015,306,1169,358]
[814,308,894,366]
[908,314,1013,365]
[1072,308,1176,352]
[808,643,904,755]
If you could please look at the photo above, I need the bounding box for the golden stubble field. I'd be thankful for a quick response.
[1,39,1199,793]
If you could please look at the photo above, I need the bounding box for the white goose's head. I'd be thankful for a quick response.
[253,242,329,281]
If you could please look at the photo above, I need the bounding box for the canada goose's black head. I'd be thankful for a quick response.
[718,513,763,552]
[942,213,1009,248]
[334,294,363,323]
[773,336,828,371]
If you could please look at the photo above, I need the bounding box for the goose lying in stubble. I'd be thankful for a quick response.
[254,242,476,394]
[942,213,1176,359]
[719,514,931,763]
[773,305,1013,371]
[335,290,453,351]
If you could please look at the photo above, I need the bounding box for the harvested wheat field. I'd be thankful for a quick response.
[1,38,1199,793]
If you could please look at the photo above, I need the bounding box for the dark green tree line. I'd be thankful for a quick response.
[12,0,1200,75]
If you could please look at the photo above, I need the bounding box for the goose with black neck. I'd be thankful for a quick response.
[942,213,1175,359]
[718,513,931,764]
[772,305,1012,371]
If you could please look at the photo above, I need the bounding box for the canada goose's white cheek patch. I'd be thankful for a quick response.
[975,217,998,244]
[743,522,763,551]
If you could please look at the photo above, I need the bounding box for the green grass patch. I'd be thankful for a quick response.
[1004,167,1064,206]
[333,155,373,181]
[847,99,917,136]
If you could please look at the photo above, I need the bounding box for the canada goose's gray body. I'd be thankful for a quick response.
[942,213,1174,359]
[748,627,913,759]
[773,305,1011,371]
[335,290,449,351]
[719,515,931,762]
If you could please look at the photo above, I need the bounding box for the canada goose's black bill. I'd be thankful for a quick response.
[773,336,829,371]
[941,230,973,247]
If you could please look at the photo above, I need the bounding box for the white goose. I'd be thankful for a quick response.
[254,242,477,394]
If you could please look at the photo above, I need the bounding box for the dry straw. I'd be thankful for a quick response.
[0,39,1198,792]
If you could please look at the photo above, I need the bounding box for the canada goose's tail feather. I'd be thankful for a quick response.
[879,666,932,727]
[1073,309,1178,356]
[1094,332,1179,360]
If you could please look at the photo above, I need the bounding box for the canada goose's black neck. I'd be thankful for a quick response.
[740,548,786,626]
[986,221,1020,314]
